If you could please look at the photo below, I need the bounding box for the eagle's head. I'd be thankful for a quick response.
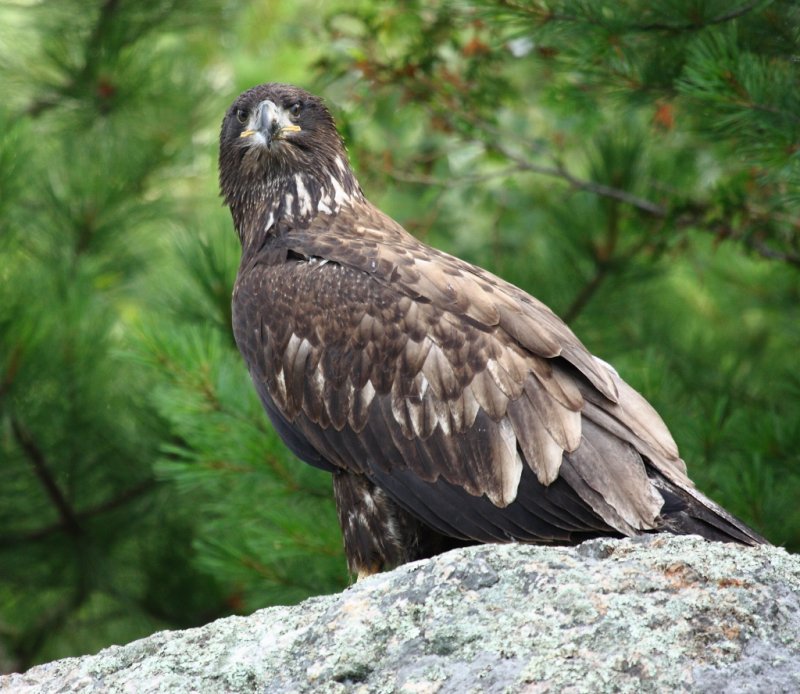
[219,83,362,244]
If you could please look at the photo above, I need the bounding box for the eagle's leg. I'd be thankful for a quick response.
[332,470,417,578]
[332,470,472,578]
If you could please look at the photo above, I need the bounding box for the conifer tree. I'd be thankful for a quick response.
[0,0,234,670]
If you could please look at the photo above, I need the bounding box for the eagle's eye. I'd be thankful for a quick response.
[288,102,302,118]
[235,108,249,124]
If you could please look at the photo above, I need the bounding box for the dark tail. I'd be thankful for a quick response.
[651,474,768,546]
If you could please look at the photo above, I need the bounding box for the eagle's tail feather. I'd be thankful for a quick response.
[650,473,768,546]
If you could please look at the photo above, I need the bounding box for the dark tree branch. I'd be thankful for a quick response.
[745,239,800,268]
[442,110,671,217]
[0,478,158,547]
[397,107,800,272]
[622,2,763,32]
[685,219,800,269]
[563,192,622,324]
[391,134,669,217]
[387,165,526,188]
[10,417,83,537]
[563,261,612,324]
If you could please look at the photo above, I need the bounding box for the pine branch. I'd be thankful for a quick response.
[386,166,526,188]
[10,417,83,538]
[745,239,800,268]
[392,136,800,271]
[392,133,668,216]
[744,100,800,125]
[684,218,800,269]
[82,0,122,74]
[562,261,611,324]
[23,0,178,118]
[613,2,763,32]
[23,0,122,118]
[533,149,669,215]
[416,103,800,271]
[496,0,763,33]
[0,479,157,547]
[449,111,670,216]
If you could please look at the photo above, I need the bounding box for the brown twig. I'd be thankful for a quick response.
[490,141,669,217]
[396,110,800,272]
[563,262,612,324]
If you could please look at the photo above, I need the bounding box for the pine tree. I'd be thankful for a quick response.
[0,0,235,670]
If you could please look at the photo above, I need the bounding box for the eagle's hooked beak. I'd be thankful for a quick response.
[240,100,301,144]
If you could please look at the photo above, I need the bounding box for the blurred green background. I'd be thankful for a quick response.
[1,0,798,672]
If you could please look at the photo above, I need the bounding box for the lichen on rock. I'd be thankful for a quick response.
[2,535,798,693]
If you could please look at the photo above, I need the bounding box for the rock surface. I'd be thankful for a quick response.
[2,535,798,693]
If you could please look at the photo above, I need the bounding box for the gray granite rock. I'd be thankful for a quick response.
[2,535,798,693]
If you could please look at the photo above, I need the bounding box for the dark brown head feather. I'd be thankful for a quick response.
[219,83,362,248]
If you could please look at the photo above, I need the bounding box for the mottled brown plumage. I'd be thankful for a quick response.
[219,83,767,577]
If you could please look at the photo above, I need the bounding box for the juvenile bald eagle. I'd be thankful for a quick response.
[219,83,766,577]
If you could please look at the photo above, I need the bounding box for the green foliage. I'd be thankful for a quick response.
[0,0,354,671]
[1,0,798,672]
[134,316,348,607]
[0,0,238,671]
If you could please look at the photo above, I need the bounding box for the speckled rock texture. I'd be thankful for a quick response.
[2,535,798,693]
